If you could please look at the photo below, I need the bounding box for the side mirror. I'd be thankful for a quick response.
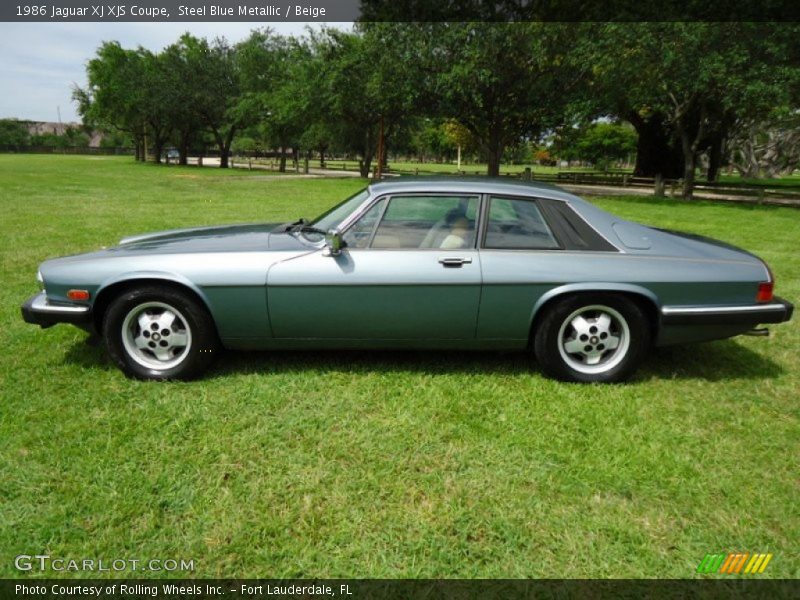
[323,229,343,256]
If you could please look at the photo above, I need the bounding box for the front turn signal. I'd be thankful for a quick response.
[67,289,90,301]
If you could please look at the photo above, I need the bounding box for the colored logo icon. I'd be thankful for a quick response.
[696,552,773,574]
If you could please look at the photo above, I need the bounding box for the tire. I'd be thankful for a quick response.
[533,293,651,383]
[103,285,220,380]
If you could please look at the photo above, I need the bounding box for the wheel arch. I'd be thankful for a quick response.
[528,283,661,347]
[92,272,216,335]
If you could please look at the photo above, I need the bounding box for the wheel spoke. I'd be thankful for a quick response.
[605,334,621,350]
[569,315,591,335]
[563,338,585,354]
[595,313,611,332]
[133,335,150,350]
[158,310,177,330]
[585,353,602,365]
[153,346,172,361]
[169,332,188,347]
[137,313,153,332]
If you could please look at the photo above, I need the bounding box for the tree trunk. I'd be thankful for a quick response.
[213,127,235,168]
[680,130,696,201]
[279,146,287,172]
[213,132,227,168]
[484,125,504,177]
[318,146,326,168]
[359,127,376,178]
[486,145,503,177]
[179,131,189,166]
[706,130,726,182]
[627,111,683,179]
[359,156,373,178]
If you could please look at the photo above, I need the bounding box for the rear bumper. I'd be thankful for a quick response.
[661,296,794,326]
[21,292,93,329]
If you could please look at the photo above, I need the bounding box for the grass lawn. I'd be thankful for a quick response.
[1,155,797,578]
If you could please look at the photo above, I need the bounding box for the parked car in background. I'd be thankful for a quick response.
[22,178,793,383]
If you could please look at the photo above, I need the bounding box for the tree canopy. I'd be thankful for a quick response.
[74,23,800,197]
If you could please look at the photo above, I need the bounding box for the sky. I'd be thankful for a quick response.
[0,22,347,123]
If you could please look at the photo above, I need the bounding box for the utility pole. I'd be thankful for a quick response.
[56,106,62,135]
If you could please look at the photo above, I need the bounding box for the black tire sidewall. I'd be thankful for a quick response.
[534,293,650,383]
[103,286,219,380]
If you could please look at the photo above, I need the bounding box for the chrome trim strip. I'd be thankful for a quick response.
[30,292,90,314]
[661,303,786,316]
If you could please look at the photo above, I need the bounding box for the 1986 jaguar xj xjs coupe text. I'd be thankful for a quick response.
[22,179,793,383]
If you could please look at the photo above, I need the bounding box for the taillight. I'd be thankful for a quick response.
[756,281,773,303]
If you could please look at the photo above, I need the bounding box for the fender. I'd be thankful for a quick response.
[95,270,214,314]
[530,282,661,327]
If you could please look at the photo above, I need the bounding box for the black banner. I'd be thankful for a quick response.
[2,580,799,600]
[3,0,800,22]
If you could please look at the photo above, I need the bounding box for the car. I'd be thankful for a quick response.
[21,178,793,383]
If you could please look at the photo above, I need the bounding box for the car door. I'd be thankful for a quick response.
[476,195,564,342]
[267,193,482,340]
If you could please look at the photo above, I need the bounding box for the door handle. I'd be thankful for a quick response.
[438,257,473,267]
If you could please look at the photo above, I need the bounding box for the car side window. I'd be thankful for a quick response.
[370,195,479,249]
[342,198,386,249]
[484,196,560,250]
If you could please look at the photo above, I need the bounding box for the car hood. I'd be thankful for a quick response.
[109,222,309,254]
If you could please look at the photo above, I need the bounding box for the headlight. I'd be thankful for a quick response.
[36,270,44,290]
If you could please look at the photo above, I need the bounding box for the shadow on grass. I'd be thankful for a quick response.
[638,339,783,382]
[64,334,782,383]
[62,335,112,369]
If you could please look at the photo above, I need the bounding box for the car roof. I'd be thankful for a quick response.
[367,176,576,203]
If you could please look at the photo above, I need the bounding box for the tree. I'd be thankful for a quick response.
[161,36,209,165]
[310,24,425,177]
[572,122,637,170]
[419,23,593,177]
[238,31,312,172]
[174,35,252,168]
[74,42,148,160]
[593,23,800,198]
[729,109,800,178]
[0,119,30,145]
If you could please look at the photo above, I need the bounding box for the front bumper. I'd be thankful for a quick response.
[21,292,93,329]
[661,296,794,326]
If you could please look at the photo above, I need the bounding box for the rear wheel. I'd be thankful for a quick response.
[103,286,219,380]
[534,294,650,383]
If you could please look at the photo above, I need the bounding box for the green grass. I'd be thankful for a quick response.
[717,173,800,188]
[1,155,798,578]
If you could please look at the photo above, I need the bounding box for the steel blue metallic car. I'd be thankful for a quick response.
[22,179,793,382]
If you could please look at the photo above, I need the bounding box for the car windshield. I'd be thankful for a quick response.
[309,189,370,232]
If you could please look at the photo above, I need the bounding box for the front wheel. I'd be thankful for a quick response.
[103,286,220,380]
[533,294,651,383]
